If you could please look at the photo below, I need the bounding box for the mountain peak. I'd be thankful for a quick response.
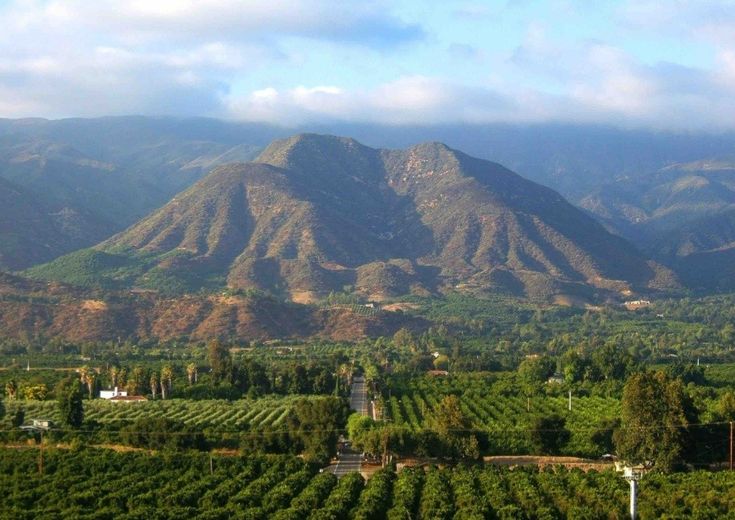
[257,133,365,167]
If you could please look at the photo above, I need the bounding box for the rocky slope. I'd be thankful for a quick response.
[30,134,676,302]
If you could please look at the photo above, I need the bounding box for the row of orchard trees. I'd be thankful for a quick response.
[7,445,735,518]
[356,368,735,470]
[348,394,481,462]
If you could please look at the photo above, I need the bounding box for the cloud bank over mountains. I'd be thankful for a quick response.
[1,0,735,130]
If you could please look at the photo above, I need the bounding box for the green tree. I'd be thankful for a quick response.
[57,378,84,428]
[109,366,119,388]
[347,413,375,440]
[127,366,146,396]
[160,365,173,399]
[288,397,349,464]
[23,384,48,400]
[530,414,571,455]
[433,355,449,371]
[393,328,416,351]
[11,407,25,428]
[150,372,159,399]
[614,371,691,471]
[208,339,232,384]
[186,363,198,385]
[431,395,479,459]
[83,371,96,399]
[518,356,554,396]
[715,391,735,421]
[121,417,206,451]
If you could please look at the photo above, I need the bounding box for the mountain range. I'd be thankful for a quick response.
[27,134,675,302]
[3,116,735,299]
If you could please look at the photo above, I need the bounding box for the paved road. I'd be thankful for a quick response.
[326,377,368,477]
[350,376,368,416]
[328,448,362,477]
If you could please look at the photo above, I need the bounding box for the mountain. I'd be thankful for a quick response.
[649,208,735,291]
[0,176,111,270]
[578,159,735,239]
[29,134,677,302]
[574,159,735,289]
[0,117,280,268]
[5,115,735,290]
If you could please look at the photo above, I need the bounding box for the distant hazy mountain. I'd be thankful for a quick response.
[0,116,279,268]
[574,159,735,289]
[0,176,109,269]
[29,134,676,302]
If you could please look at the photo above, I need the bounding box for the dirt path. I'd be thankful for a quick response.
[484,455,613,471]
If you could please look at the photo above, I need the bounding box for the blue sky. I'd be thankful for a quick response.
[1,0,734,129]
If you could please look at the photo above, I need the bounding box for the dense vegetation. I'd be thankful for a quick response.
[1,293,735,517]
[3,448,735,519]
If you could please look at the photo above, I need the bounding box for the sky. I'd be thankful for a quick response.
[1,0,735,130]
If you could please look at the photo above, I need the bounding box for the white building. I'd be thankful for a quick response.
[100,387,127,399]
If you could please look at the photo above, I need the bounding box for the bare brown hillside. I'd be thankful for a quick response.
[0,273,427,343]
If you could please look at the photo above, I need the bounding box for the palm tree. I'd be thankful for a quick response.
[160,365,173,399]
[117,367,127,388]
[83,372,95,399]
[78,365,89,384]
[128,366,145,395]
[5,380,17,400]
[109,366,118,388]
[186,363,197,386]
[150,373,159,399]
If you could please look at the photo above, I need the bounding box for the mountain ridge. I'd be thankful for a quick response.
[28,134,678,302]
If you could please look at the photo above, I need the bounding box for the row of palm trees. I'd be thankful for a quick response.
[92,363,199,399]
[3,362,202,401]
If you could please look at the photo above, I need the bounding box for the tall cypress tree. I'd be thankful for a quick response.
[57,377,84,428]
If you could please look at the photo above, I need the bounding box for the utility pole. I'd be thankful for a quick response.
[568,390,572,411]
[38,430,44,475]
[730,422,733,471]
[623,466,642,519]
[382,428,389,468]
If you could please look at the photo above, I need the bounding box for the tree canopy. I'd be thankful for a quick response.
[56,377,84,428]
[614,371,692,471]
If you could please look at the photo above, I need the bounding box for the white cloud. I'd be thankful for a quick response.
[0,0,421,118]
[619,1,735,48]
[226,76,520,126]
[0,0,732,130]
[12,0,422,46]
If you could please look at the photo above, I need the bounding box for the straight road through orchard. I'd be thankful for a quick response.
[350,376,368,416]
[329,448,362,477]
[325,375,368,477]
